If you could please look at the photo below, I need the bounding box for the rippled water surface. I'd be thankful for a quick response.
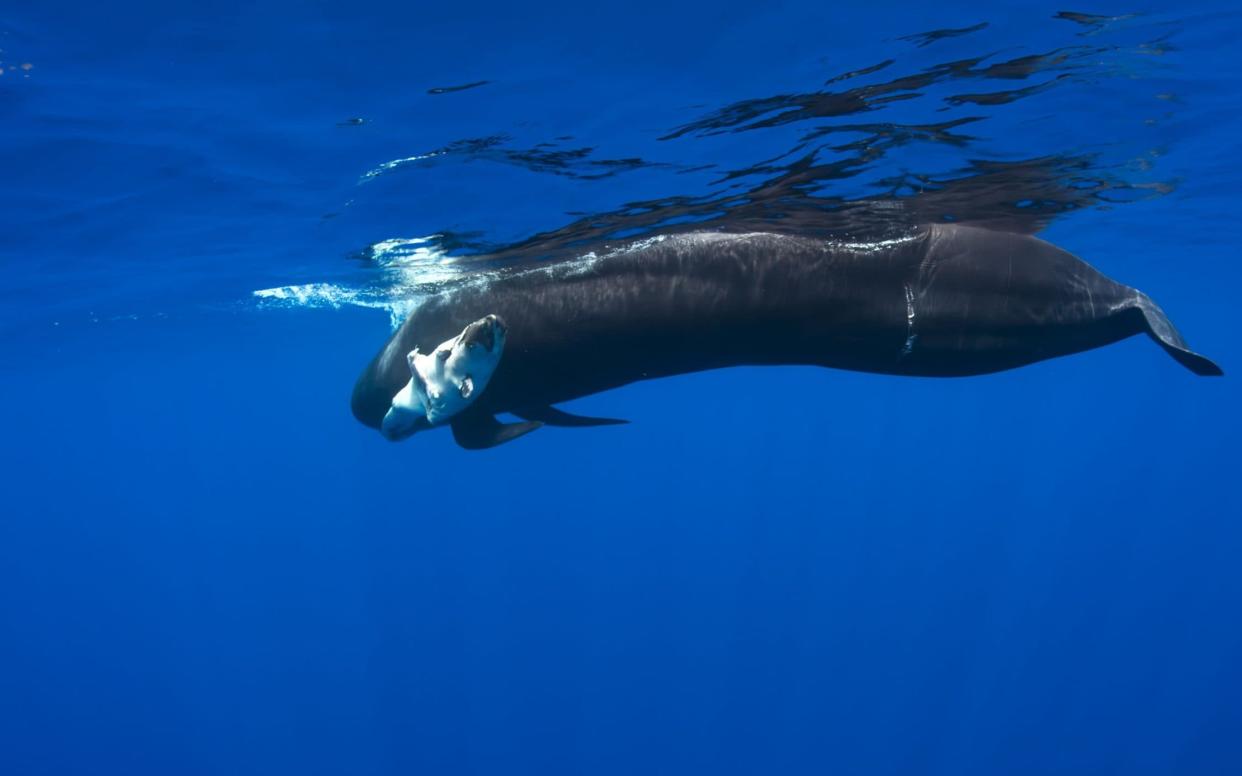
[4,3,1239,328]
[2,2,1241,774]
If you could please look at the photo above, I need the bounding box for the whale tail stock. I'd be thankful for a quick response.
[1134,293,1223,376]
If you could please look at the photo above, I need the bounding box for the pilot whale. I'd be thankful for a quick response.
[351,224,1222,449]
[379,314,508,441]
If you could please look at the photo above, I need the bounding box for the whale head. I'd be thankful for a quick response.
[380,314,507,441]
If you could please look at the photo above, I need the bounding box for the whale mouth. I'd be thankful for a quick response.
[460,314,505,352]
[381,407,432,441]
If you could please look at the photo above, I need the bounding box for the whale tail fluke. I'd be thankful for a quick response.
[1135,293,1223,376]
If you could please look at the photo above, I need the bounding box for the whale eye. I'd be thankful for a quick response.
[437,349,451,361]
[459,376,474,399]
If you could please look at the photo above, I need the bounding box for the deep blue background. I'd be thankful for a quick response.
[2,2,1240,774]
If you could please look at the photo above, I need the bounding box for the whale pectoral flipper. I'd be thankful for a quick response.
[1135,294,1224,376]
[513,405,630,427]
[450,412,543,450]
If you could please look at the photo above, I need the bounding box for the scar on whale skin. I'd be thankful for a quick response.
[901,283,918,356]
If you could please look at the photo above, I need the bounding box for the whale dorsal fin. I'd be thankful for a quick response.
[450,412,542,449]
[513,405,629,427]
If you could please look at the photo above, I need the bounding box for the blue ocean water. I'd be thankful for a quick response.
[2,1,1240,773]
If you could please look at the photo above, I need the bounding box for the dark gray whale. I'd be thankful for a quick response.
[351,224,1221,448]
